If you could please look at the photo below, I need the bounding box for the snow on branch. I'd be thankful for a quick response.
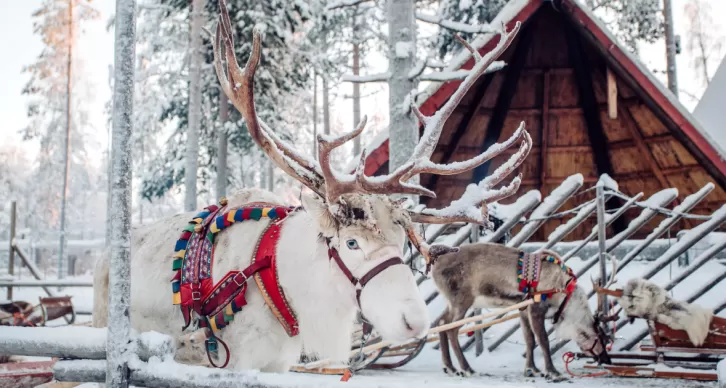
[416,12,497,34]
[326,0,375,11]
[414,61,506,81]
[341,72,391,83]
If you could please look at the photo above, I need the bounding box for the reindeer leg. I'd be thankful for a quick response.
[448,306,476,377]
[520,310,541,377]
[438,308,458,376]
[529,305,567,382]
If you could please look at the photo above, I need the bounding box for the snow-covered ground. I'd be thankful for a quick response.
[6,253,725,387]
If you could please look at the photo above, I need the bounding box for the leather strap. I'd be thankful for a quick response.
[359,258,403,287]
[253,223,300,337]
[201,256,271,317]
[326,239,404,311]
[328,245,358,285]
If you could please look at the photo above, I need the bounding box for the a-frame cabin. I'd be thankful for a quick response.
[356,0,726,241]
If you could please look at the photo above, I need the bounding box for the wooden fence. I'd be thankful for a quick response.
[409,172,726,356]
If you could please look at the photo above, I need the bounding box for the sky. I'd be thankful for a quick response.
[0,0,724,170]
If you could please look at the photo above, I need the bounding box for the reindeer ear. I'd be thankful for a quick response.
[301,192,337,237]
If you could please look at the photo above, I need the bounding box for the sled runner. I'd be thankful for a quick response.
[578,280,726,381]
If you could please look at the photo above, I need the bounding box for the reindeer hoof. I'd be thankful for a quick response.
[523,367,540,377]
[456,368,475,378]
[545,371,568,382]
[443,366,458,376]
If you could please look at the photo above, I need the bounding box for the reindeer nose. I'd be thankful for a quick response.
[401,306,427,338]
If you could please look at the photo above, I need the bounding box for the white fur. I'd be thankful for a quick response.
[619,278,713,347]
[553,287,604,356]
[93,188,428,372]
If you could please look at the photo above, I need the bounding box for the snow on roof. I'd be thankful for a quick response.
[352,0,726,178]
[693,58,726,154]
[345,0,532,173]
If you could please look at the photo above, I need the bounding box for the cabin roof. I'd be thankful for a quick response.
[351,0,726,240]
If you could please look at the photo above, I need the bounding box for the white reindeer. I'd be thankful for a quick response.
[93,0,531,373]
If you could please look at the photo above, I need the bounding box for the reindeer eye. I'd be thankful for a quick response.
[346,239,360,250]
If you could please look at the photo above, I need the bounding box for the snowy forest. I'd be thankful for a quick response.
[1,0,724,276]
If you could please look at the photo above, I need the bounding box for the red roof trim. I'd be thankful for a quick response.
[561,0,726,179]
[362,0,543,175]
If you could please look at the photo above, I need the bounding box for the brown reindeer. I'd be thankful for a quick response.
[431,242,613,381]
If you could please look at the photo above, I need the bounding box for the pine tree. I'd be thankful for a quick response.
[21,0,101,275]
[137,0,314,201]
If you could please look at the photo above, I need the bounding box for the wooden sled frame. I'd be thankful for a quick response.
[0,296,75,328]
[576,315,726,381]
[290,299,531,375]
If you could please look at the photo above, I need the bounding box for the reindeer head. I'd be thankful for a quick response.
[211,0,529,344]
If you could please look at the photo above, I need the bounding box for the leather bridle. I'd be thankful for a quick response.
[325,238,404,310]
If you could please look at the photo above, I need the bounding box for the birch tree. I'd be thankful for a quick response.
[137,0,313,201]
[21,0,100,275]
[185,0,205,211]
[684,0,724,88]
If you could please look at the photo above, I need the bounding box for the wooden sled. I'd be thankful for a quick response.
[578,315,726,381]
[289,347,386,376]
[0,360,56,388]
[0,296,75,328]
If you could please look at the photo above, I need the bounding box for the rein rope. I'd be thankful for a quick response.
[561,352,610,378]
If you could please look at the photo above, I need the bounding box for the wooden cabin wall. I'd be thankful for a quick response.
[419,5,726,241]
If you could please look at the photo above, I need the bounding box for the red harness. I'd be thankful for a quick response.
[172,200,405,368]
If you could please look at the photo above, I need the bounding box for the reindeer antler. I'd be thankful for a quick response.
[212,0,326,197]
[213,3,530,268]
[592,255,623,319]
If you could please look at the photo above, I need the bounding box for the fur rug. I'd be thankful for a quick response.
[618,278,713,346]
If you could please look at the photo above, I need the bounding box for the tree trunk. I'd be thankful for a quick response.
[313,71,317,159]
[216,94,229,199]
[387,0,418,199]
[107,0,136,385]
[266,160,274,191]
[323,75,330,136]
[663,0,679,96]
[353,42,361,156]
[139,143,144,225]
[58,0,74,282]
[185,0,204,211]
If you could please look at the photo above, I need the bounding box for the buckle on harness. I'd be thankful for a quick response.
[233,273,247,287]
[192,291,202,301]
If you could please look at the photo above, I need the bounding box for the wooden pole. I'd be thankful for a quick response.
[596,179,608,315]
[303,299,535,370]
[58,0,74,283]
[7,201,16,300]
[107,0,136,385]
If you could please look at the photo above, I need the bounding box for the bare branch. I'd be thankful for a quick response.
[326,0,375,11]
[341,72,391,83]
[416,12,497,34]
[415,61,505,81]
[426,58,447,69]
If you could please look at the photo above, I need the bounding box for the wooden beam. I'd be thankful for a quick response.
[613,72,693,228]
[661,164,703,175]
[475,99,641,116]
[566,24,628,233]
[426,72,496,195]
[471,20,535,183]
[607,67,617,119]
[540,70,551,192]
